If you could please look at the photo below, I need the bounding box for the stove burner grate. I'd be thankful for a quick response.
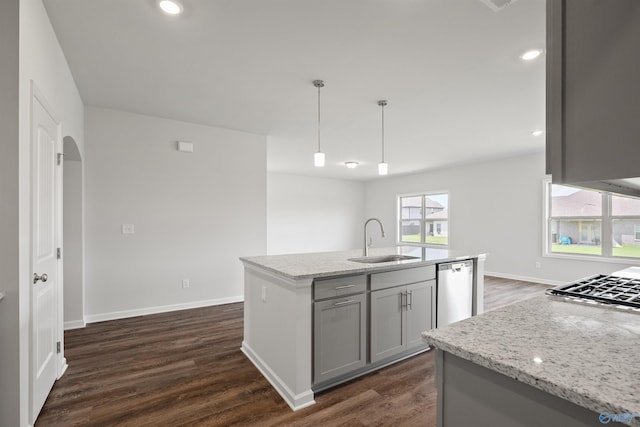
[547,274,640,309]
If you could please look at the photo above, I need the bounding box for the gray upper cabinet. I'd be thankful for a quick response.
[546,0,640,196]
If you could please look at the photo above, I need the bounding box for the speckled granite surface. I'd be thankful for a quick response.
[240,246,480,280]
[423,295,640,424]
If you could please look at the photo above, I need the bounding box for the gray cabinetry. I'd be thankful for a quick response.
[546,0,640,196]
[313,275,367,385]
[406,281,435,349]
[370,270,435,363]
[370,286,405,362]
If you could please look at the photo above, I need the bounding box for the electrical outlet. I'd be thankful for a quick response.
[261,285,267,303]
[535,261,541,269]
[121,224,135,234]
[182,279,190,289]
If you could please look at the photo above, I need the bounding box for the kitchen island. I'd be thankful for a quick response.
[240,246,486,410]
[422,296,640,427]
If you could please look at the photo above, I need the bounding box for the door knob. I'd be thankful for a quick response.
[33,273,48,284]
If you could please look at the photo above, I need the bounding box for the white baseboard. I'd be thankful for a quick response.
[241,341,315,411]
[64,319,86,330]
[85,295,243,324]
[485,271,564,287]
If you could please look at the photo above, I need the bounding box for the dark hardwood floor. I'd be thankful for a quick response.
[36,276,548,426]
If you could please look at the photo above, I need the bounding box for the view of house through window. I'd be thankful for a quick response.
[547,183,640,259]
[399,193,449,246]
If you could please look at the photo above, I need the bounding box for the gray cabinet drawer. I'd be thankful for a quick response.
[370,265,435,291]
[314,274,367,301]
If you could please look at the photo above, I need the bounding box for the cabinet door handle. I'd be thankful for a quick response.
[334,299,355,307]
[407,290,413,310]
[334,284,355,290]
[401,291,406,309]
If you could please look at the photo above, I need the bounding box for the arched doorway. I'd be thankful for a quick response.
[63,136,84,328]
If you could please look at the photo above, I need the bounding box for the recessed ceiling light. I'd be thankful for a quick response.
[158,0,183,15]
[531,130,544,136]
[345,161,359,169]
[520,49,543,61]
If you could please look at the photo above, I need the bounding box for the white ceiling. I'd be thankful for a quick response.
[44,0,546,180]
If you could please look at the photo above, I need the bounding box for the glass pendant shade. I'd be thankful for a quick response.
[378,162,388,175]
[314,151,325,167]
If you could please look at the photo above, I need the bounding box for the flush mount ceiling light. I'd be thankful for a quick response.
[345,161,359,169]
[313,80,325,167]
[520,49,543,61]
[158,0,183,15]
[531,130,544,136]
[377,100,389,176]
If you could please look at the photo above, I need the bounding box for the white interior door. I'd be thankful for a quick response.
[31,89,61,422]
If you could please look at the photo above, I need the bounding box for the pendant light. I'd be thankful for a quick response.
[313,80,325,167]
[378,100,388,175]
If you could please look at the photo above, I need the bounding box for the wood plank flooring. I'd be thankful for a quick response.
[36,276,549,427]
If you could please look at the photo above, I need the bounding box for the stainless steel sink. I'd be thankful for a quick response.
[347,254,420,264]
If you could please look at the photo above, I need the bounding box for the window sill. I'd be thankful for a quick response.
[543,252,640,266]
[397,241,449,249]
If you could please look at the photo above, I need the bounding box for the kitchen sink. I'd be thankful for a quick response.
[347,254,420,264]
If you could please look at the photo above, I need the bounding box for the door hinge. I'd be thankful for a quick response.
[56,341,61,354]
[57,247,61,260]
[57,153,64,165]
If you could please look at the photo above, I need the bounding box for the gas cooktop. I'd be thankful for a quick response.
[547,274,640,309]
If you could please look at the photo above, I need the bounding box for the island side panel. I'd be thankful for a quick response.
[436,350,601,427]
[472,255,486,315]
[241,265,314,410]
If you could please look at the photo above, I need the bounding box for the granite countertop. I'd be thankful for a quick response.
[423,295,640,424]
[240,246,482,280]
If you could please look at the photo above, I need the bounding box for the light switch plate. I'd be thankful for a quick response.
[122,224,135,234]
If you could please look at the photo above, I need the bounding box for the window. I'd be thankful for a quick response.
[545,181,640,259]
[399,192,449,246]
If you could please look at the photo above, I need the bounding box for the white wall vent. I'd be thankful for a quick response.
[479,0,519,12]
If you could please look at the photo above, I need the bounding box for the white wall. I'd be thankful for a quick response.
[365,152,635,284]
[84,107,266,321]
[267,173,365,255]
[63,158,84,327]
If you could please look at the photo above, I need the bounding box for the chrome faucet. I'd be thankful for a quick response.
[363,218,385,256]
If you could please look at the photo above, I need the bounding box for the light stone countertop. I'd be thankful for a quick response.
[240,246,481,280]
[423,295,640,425]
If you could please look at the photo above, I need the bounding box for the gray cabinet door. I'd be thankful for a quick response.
[406,280,435,350]
[313,293,367,384]
[547,0,640,184]
[370,286,406,363]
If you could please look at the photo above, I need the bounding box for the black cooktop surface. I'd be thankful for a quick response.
[548,274,640,309]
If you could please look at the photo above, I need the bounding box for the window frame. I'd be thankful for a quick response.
[542,179,640,264]
[397,190,450,248]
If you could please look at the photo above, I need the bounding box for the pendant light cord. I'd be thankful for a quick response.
[317,84,321,152]
[378,100,387,163]
[381,103,385,162]
[313,80,324,153]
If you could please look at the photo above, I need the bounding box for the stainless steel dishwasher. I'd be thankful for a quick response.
[437,260,473,327]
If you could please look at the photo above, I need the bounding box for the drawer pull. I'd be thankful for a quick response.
[334,299,356,306]
[334,284,355,290]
